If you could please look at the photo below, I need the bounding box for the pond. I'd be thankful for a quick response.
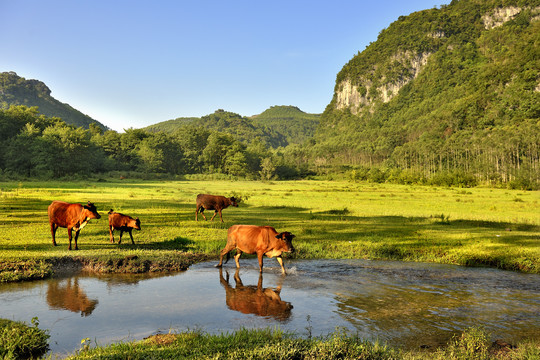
[1,259,539,357]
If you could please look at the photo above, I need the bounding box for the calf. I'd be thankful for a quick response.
[108,210,141,244]
[216,225,295,274]
[195,194,238,222]
[48,201,101,250]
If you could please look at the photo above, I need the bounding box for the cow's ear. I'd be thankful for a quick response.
[275,233,282,239]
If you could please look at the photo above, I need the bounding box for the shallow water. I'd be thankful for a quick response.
[0,259,539,357]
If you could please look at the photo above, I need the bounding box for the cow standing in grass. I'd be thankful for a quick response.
[48,201,101,250]
[195,194,238,222]
[108,210,141,244]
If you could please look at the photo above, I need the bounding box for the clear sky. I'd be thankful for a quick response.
[1,0,449,132]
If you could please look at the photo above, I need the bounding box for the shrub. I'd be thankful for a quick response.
[0,318,49,359]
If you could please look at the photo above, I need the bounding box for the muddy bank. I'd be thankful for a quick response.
[0,252,211,283]
[71,253,210,274]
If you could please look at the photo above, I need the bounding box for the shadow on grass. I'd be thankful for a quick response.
[132,236,195,251]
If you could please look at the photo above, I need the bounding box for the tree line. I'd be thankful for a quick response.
[0,105,538,189]
[0,106,306,181]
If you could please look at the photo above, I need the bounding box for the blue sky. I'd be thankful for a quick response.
[1,0,449,132]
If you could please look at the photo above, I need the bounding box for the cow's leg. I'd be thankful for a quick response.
[129,229,135,244]
[234,250,243,268]
[67,227,73,250]
[74,230,80,250]
[257,252,264,273]
[195,206,200,221]
[210,210,218,221]
[50,223,58,246]
[118,230,123,244]
[218,209,224,223]
[276,256,286,275]
[216,243,235,267]
[199,207,207,221]
[109,226,115,243]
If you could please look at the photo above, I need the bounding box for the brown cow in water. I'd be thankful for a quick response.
[108,210,141,244]
[48,201,101,250]
[195,194,238,222]
[219,268,293,321]
[216,225,295,274]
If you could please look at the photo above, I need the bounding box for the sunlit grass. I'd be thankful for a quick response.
[63,327,539,360]
[0,179,538,275]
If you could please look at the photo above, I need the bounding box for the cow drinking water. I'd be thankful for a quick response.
[195,194,238,222]
[216,225,295,274]
[48,201,101,250]
[108,210,141,244]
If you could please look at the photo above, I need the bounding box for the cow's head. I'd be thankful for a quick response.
[276,232,295,253]
[229,197,239,207]
[84,201,101,219]
[133,217,141,230]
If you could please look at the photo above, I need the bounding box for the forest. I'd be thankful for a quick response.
[0,105,310,181]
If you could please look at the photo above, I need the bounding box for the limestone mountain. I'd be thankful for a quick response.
[317,0,539,183]
[0,71,107,130]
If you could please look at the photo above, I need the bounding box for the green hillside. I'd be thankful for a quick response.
[0,71,107,130]
[144,117,199,133]
[145,109,288,148]
[317,0,539,185]
[251,105,320,145]
[145,106,318,147]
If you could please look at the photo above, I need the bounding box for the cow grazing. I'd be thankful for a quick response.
[195,194,238,222]
[216,225,295,274]
[48,201,101,250]
[108,210,141,244]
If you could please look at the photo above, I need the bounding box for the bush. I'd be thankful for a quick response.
[0,318,49,359]
[429,170,477,187]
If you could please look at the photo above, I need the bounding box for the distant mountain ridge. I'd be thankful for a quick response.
[0,71,107,130]
[251,106,320,145]
[144,106,320,147]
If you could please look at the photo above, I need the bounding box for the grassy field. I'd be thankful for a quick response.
[0,179,539,276]
[1,179,539,358]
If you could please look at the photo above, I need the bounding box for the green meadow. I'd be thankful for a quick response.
[0,179,538,276]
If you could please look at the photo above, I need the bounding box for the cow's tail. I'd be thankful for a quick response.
[224,251,230,264]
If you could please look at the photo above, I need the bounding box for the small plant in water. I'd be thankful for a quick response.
[80,337,91,352]
[305,315,313,339]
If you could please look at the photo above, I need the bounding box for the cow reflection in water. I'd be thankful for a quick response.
[219,268,293,321]
[46,278,98,317]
